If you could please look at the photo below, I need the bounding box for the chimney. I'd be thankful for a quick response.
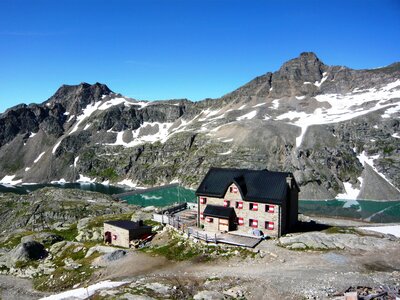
[286,175,293,189]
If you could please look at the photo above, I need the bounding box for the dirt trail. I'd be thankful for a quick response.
[0,275,49,300]
[95,239,400,299]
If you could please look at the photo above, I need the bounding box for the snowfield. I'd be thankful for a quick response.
[359,225,400,238]
[0,175,22,186]
[237,110,258,121]
[39,280,128,300]
[275,80,400,147]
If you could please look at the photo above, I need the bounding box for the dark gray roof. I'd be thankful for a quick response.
[104,220,152,230]
[196,168,299,205]
[203,204,236,219]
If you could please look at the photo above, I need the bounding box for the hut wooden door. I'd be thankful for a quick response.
[104,231,112,244]
[218,218,229,232]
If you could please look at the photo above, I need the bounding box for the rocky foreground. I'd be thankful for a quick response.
[0,188,399,299]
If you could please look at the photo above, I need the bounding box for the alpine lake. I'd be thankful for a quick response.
[1,183,399,223]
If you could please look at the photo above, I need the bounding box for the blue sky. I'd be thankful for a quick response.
[0,0,399,113]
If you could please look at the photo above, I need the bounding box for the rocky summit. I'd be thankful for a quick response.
[0,52,399,200]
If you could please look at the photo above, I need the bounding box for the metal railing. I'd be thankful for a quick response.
[187,227,219,243]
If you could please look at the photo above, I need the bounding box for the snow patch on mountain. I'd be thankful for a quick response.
[74,156,79,167]
[77,174,96,183]
[275,80,400,147]
[237,110,257,121]
[253,103,267,107]
[199,109,221,121]
[106,122,174,148]
[357,151,400,192]
[314,72,328,87]
[0,175,22,186]
[52,140,62,155]
[336,178,363,200]
[70,102,102,134]
[34,152,46,163]
[271,99,280,109]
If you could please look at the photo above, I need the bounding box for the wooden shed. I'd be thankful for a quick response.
[104,220,152,248]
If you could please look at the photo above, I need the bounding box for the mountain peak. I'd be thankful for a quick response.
[45,82,113,114]
[279,52,325,73]
[299,51,320,59]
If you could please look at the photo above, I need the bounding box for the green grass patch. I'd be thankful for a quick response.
[50,224,78,241]
[143,237,204,261]
[323,226,358,235]
[89,168,119,181]
[15,260,40,269]
[33,264,94,292]
[143,219,160,227]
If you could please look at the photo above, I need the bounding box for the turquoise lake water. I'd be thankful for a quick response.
[121,186,197,207]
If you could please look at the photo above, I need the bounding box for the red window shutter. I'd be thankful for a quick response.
[232,186,238,193]
[238,202,243,209]
[268,205,275,213]
[251,220,258,228]
[238,217,244,225]
[268,222,274,230]
[206,217,213,223]
[200,197,206,204]
[200,213,205,220]
[253,203,258,211]
[223,199,229,207]
[112,234,117,240]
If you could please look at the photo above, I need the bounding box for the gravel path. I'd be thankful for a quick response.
[93,236,400,299]
[0,275,49,300]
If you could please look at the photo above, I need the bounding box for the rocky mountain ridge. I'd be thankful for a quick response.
[0,52,399,200]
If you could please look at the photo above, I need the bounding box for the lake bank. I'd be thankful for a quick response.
[1,183,399,223]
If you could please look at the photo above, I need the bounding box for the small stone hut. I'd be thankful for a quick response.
[104,220,152,248]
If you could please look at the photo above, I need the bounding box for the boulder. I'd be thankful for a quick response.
[193,290,225,300]
[279,231,397,251]
[144,282,171,295]
[21,232,63,245]
[102,250,127,262]
[85,245,121,258]
[77,217,91,230]
[223,286,244,298]
[9,241,47,264]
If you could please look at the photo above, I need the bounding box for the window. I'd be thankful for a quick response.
[229,186,238,193]
[223,199,230,207]
[238,217,244,225]
[235,201,243,209]
[249,219,258,228]
[266,221,274,230]
[112,234,118,240]
[206,217,213,223]
[200,213,205,220]
[265,205,275,213]
[249,202,258,211]
[199,197,207,204]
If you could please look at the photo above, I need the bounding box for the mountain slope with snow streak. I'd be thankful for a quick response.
[0,52,399,200]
